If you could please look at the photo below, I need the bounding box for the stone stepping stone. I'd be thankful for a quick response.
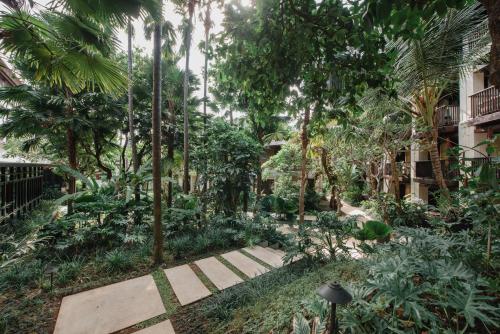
[134,320,175,334]
[54,275,165,334]
[296,215,317,221]
[243,245,285,268]
[195,257,244,290]
[221,250,269,278]
[164,264,211,306]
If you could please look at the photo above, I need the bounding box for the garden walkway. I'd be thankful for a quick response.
[54,205,373,334]
[54,245,287,334]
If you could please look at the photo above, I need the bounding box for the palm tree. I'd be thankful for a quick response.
[298,106,310,225]
[392,4,487,199]
[0,10,127,212]
[151,7,163,264]
[127,18,140,202]
[181,0,197,194]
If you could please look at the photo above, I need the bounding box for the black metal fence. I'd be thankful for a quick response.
[0,163,62,222]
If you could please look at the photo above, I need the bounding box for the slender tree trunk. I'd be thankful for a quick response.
[427,128,450,199]
[479,0,500,88]
[127,17,140,202]
[298,107,310,225]
[203,4,210,130]
[152,19,163,265]
[368,161,378,197]
[229,109,233,125]
[201,6,210,216]
[320,147,337,211]
[121,132,128,172]
[66,126,77,214]
[167,100,175,208]
[388,151,402,214]
[182,3,194,194]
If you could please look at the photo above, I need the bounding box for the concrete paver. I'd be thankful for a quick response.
[54,275,165,334]
[194,257,244,290]
[221,250,269,278]
[134,320,175,334]
[164,264,211,306]
[243,245,285,268]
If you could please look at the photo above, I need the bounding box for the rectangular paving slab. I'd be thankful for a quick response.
[54,275,165,334]
[221,250,269,278]
[164,264,211,306]
[243,245,285,268]
[134,320,175,334]
[195,257,244,290]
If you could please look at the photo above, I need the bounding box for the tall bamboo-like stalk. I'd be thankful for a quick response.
[298,107,310,225]
[152,13,163,264]
[127,17,140,202]
[182,0,195,194]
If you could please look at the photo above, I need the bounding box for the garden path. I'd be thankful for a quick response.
[54,207,372,334]
[54,246,288,334]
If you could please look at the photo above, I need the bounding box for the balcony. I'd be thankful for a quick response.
[436,105,459,127]
[384,162,410,181]
[465,157,500,179]
[471,86,500,120]
[415,159,459,185]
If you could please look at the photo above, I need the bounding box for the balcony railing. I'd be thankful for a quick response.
[471,86,500,119]
[0,163,62,222]
[465,19,489,50]
[415,159,460,180]
[436,105,459,126]
[384,162,410,179]
[465,157,500,179]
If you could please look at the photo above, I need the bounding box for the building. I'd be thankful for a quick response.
[408,20,499,204]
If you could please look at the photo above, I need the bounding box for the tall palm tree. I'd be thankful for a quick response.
[392,4,487,199]
[181,0,197,194]
[151,7,163,264]
[127,18,140,202]
[0,10,126,212]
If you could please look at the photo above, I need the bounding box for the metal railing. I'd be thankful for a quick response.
[465,157,500,179]
[384,162,410,178]
[436,105,459,126]
[415,159,460,180]
[0,163,61,222]
[465,19,489,50]
[471,86,500,118]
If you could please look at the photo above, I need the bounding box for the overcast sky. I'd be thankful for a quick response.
[20,0,241,116]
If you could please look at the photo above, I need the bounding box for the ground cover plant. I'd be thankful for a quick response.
[0,0,499,333]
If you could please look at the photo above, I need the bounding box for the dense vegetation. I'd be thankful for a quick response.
[0,0,498,333]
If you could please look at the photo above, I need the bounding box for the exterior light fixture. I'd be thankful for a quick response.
[317,281,352,334]
[46,264,58,290]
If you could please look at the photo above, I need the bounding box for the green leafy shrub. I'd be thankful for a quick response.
[0,260,43,291]
[56,258,83,286]
[103,249,134,273]
[285,213,357,262]
[354,220,392,242]
[298,228,500,333]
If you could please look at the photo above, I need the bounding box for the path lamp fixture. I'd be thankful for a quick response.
[317,281,352,334]
[45,264,58,290]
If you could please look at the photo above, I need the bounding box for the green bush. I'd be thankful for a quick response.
[103,249,134,273]
[296,228,499,333]
[0,260,43,291]
[56,258,83,286]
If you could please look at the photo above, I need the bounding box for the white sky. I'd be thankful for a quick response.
[115,1,226,108]
[16,0,238,116]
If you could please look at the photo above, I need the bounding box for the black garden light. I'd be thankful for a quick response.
[46,264,58,290]
[317,281,352,334]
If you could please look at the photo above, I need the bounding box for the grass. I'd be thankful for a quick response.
[190,263,218,294]
[215,255,248,280]
[239,249,274,270]
[195,259,364,334]
[120,269,179,333]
